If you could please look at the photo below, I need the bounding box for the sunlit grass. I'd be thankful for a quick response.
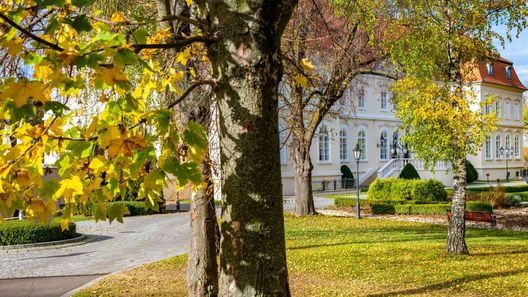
[76,215,528,296]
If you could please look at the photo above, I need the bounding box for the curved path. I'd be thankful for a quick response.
[0,212,190,296]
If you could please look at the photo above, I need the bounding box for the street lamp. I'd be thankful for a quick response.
[353,145,362,219]
[499,146,514,182]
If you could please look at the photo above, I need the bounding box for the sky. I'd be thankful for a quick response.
[495,28,528,87]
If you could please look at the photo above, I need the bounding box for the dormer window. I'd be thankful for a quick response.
[486,63,494,75]
[505,66,512,80]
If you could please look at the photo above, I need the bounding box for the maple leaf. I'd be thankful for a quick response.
[294,75,309,88]
[0,80,51,107]
[2,36,24,56]
[94,67,128,86]
[107,133,147,158]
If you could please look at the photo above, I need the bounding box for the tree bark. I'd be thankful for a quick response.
[291,146,316,216]
[201,0,297,295]
[446,158,468,255]
[187,158,219,297]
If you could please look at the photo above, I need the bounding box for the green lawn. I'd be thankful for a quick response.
[76,215,528,296]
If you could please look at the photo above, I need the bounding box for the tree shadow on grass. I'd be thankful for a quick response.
[366,268,528,296]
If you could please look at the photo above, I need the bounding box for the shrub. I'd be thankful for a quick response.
[465,160,478,184]
[371,204,395,215]
[0,219,77,245]
[393,201,492,215]
[367,178,447,201]
[479,187,506,209]
[398,163,420,180]
[505,194,522,207]
[91,201,158,217]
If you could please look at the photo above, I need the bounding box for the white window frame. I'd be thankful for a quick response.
[495,134,502,159]
[358,89,366,110]
[505,66,512,80]
[495,99,501,118]
[485,136,492,160]
[380,91,388,111]
[505,100,511,120]
[339,127,349,162]
[514,102,520,121]
[506,134,512,159]
[486,63,494,75]
[318,125,331,163]
[515,134,521,159]
[379,128,389,161]
[357,127,367,161]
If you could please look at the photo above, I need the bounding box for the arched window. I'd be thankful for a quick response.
[357,128,367,160]
[339,128,348,161]
[485,136,492,160]
[318,125,330,162]
[515,135,520,159]
[506,134,511,159]
[495,134,502,159]
[379,129,388,160]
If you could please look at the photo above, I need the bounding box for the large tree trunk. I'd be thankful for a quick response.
[446,158,468,255]
[202,1,297,295]
[187,158,219,297]
[291,146,316,216]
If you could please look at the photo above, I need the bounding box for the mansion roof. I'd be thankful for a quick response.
[469,57,527,91]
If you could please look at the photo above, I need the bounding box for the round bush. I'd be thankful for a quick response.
[368,178,447,201]
[399,163,421,180]
[466,159,478,184]
[0,219,77,245]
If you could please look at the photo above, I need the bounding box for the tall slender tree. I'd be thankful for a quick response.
[387,0,528,254]
[281,0,388,215]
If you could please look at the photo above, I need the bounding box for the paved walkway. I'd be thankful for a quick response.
[0,212,190,280]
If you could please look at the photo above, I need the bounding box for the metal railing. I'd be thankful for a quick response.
[312,178,355,192]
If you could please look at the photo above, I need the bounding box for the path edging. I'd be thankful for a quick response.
[0,234,88,250]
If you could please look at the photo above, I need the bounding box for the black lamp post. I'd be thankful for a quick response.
[500,146,514,182]
[353,145,362,219]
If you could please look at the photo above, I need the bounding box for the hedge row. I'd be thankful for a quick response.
[335,198,438,207]
[467,185,528,193]
[370,201,493,215]
[0,219,77,245]
[91,201,158,217]
[367,178,447,201]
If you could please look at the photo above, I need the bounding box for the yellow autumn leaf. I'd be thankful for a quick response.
[2,36,24,56]
[300,58,314,73]
[0,80,51,107]
[84,118,98,140]
[107,133,147,158]
[94,67,128,86]
[186,0,192,7]
[111,12,126,23]
[54,175,84,201]
[175,47,192,66]
[100,125,121,147]
[60,218,70,231]
[89,157,105,173]
[294,75,309,88]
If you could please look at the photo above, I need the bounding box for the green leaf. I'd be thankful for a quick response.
[40,178,60,199]
[66,141,92,157]
[94,202,107,222]
[132,30,148,45]
[71,15,93,33]
[107,202,130,224]
[162,157,202,186]
[36,0,66,7]
[114,49,138,66]
[44,101,70,116]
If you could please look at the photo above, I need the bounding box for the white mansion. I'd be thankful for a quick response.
[279,57,526,195]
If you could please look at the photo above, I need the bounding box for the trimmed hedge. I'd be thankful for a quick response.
[394,202,492,215]
[467,185,528,194]
[0,219,77,245]
[465,160,478,184]
[91,201,158,217]
[368,178,447,201]
[399,163,420,180]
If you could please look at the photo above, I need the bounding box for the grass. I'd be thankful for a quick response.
[75,216,528,296]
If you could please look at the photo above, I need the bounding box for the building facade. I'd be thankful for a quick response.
[280,58,526,195]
